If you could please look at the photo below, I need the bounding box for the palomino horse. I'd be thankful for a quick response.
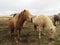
[8,10,31,42]
[31,15,56,41]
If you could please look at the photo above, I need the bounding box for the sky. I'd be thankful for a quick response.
[0,0,60,16]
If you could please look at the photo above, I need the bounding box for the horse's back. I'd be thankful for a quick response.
[33,15,53,26]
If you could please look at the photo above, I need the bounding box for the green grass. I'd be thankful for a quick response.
[0,17,60,45]
[54,25,60,45]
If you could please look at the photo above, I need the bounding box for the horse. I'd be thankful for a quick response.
[30,15,56,41]
[8,9,31,42]
[53,15,59,26]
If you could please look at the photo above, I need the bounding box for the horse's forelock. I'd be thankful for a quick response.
[22,10,30,19]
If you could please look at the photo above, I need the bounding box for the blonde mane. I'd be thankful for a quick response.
[12,9,30,27]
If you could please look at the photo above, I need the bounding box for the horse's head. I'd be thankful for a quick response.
[48,26,56,41]
[20,9,31,21]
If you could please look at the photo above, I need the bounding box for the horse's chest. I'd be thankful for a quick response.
[16,20,25,29]
[9,20,14,26]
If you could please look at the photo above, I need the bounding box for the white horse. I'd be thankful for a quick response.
[31,15,56,41]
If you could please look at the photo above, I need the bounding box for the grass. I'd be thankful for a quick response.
[0,17,60,45]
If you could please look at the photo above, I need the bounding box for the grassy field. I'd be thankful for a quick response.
[0,17,60,45]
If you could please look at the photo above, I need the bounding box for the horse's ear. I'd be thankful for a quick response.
[23,9,27,12]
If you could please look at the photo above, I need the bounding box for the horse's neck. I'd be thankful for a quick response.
[12,14,19,26]
[18,17,25,25]
[16,17,25,29]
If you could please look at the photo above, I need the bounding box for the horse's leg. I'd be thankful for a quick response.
[13,29,19,43]
[39,31,41,39]
[19,30,22,40]
[9,24,14,37]
[11,28,14,37]
[34,25,41,39]
[38,26,42,40]
[54,20,56,26]
[34,25,37,31]
[17,29,21,41]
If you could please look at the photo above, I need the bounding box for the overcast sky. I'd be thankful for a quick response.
[0,0,60,16]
